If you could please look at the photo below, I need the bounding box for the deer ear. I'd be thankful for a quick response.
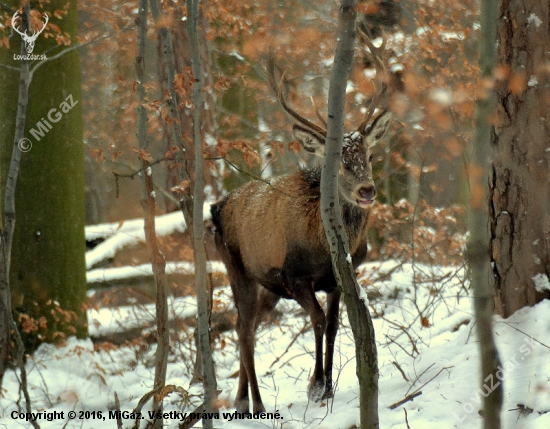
[292,124,326,157]
[363,110,392,148]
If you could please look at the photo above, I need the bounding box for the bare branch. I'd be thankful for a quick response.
[388,391,422,410]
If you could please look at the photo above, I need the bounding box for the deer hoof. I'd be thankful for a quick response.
[321,387,335,400]
[235,398,250,414]
[253,404,266,414]
[308,379,325,403]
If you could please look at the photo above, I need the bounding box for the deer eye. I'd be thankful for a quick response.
[369,154,374,162]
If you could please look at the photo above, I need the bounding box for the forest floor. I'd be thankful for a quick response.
[2,261,550,428]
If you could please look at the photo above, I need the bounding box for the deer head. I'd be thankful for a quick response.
[12,11,49,54]
[267,57,391,208]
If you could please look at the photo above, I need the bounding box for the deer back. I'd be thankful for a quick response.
[211,167,371,283]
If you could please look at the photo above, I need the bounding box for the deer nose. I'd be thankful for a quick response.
[358,185,376,201]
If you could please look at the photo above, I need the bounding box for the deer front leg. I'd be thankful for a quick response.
[291,278,327,403]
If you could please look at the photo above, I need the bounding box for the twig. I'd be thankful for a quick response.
[114,392,123,429]
[404,408,411,428]
[269,320,310,369]
[406,366,453,397]
[29,34,110,82]
[0,63,20,72]
[0,2,14,13]
[501,322,550,350]
[392,361,409,382]
[388,391,422,410]
[405,363,434,396]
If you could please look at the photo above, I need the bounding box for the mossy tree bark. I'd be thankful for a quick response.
[0,0,87,351]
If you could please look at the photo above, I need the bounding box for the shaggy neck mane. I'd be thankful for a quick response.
[300,167,369,238]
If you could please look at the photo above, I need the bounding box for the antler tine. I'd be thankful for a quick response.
[267,56,327,137]
[11,11,26,36]
[40,13,49,31]
[357,29,389,133]
[310,96,327,129]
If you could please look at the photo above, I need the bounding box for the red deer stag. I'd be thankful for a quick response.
[211,63,391,414]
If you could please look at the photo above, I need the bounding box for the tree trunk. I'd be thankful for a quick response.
[0,0,87,352]
[321,2,379,428]
[468,0,502,427]
[135,3,170,428]
[490,0,550,317]
[188,0,218,426]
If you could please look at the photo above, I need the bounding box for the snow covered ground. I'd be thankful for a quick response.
[2,261,549,428]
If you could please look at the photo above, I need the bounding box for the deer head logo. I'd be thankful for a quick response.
[11,11,48,54]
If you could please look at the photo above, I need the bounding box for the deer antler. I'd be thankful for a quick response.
[11,10,48,54]
[356,29,389,134]
[310,96,328,129]
[11,11,26,38]
[267,56,327,138]
[34,13,49,36]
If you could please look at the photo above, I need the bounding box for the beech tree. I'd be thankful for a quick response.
[0,1,87,352]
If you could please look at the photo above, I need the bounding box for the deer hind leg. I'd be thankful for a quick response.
[291,278,327,403]
[254,288,281,331]
[323,288,340,399]
[233,281,266,414]
[216,239,266,414]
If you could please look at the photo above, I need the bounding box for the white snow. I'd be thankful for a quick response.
[429,88,453,106]
[2,262,550,428]
[85,204,212,269]
[533,273,550,293]
[527,13,543,28]
[528,75,538,87]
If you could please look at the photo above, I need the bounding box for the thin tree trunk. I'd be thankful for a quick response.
[320,2,379,428]
[149,0,194,229]
[136,3,169,428]
[187,0,218,426]
[0,7,40,427]
[468,0,502,427]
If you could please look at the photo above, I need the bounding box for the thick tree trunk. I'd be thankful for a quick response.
[491,0,550,317]
[0,0,87,352]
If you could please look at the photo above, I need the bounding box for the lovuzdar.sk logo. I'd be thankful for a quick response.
[11,11,48,60]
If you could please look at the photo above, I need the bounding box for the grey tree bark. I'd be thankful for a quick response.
[321,1,379,428]
[467,0,502,427]
[0,9,40,425]
[490,0,550,317]
[135,3,170,428]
